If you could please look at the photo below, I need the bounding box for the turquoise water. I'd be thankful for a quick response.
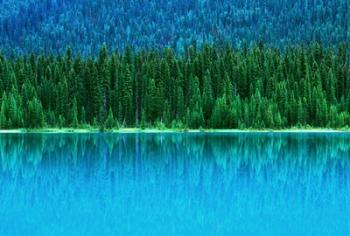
[0,133,349,235]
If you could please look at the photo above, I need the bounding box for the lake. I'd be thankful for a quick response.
[0,132,349,235]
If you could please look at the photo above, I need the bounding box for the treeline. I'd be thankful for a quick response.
[0,0,348,55]
[0,43,349,129]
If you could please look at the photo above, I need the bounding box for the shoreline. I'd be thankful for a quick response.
[0,128,350,134]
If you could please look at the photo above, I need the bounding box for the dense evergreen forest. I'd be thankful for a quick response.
[0,43,349,129]
[0,0,349,55]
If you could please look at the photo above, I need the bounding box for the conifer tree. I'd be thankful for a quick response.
[70,98,79,128]
[105,107,116,130]
[122,65,133,125]
[176,86,185,121]
[188,76,204,128]
[27,97,45,128]
[202,71,214,123]
[0,93,7,129]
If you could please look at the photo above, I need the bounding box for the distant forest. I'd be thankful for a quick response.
[0,43,349,129]
[0,0,349,55]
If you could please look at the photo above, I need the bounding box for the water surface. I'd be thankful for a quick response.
[0,133,349,235]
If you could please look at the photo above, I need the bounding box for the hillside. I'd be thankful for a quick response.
[0,0,348,55]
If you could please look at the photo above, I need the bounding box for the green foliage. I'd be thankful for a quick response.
[154,119,167,130]
[70,98,79,128]
[140,110,147,130]
[0,44,349,130]
[171,119,185,130]
[58,115,65,129]
[211,97,228,128]
[0,93,7,129]
[104,107,118,130]
[27,97,45,128]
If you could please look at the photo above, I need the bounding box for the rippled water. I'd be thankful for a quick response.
[0,133,349,235]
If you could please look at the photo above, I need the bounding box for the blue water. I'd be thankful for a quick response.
[0,133,349,235]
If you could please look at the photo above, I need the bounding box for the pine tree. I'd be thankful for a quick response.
[140,110,147,129]
[160,100,170,127]
[265,104,274,128]
[58,115,65,129]
[144,78,159,123]
[297,99,304,125]
[7,92,23,128]
[176,87,185,121]
[0,93,7,129]
[57,76,69,123]
[27,97,45,128]
[122,65,133,125]
[98,44,110,114]
[211,97,227,128]
[202,71,214,123]
[80,106,87,125]
[188,76,204,128]
[70,98,79,128]
[105,107,116,130]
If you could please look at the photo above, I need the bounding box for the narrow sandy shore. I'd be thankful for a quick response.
[0,128,350,134]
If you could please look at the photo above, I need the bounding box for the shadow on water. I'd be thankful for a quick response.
[0,133,349,235]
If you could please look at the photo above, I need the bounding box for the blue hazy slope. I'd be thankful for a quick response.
[0,0,349,55]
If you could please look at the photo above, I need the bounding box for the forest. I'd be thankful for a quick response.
[0,0,348,56]
[0,43,349,130]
